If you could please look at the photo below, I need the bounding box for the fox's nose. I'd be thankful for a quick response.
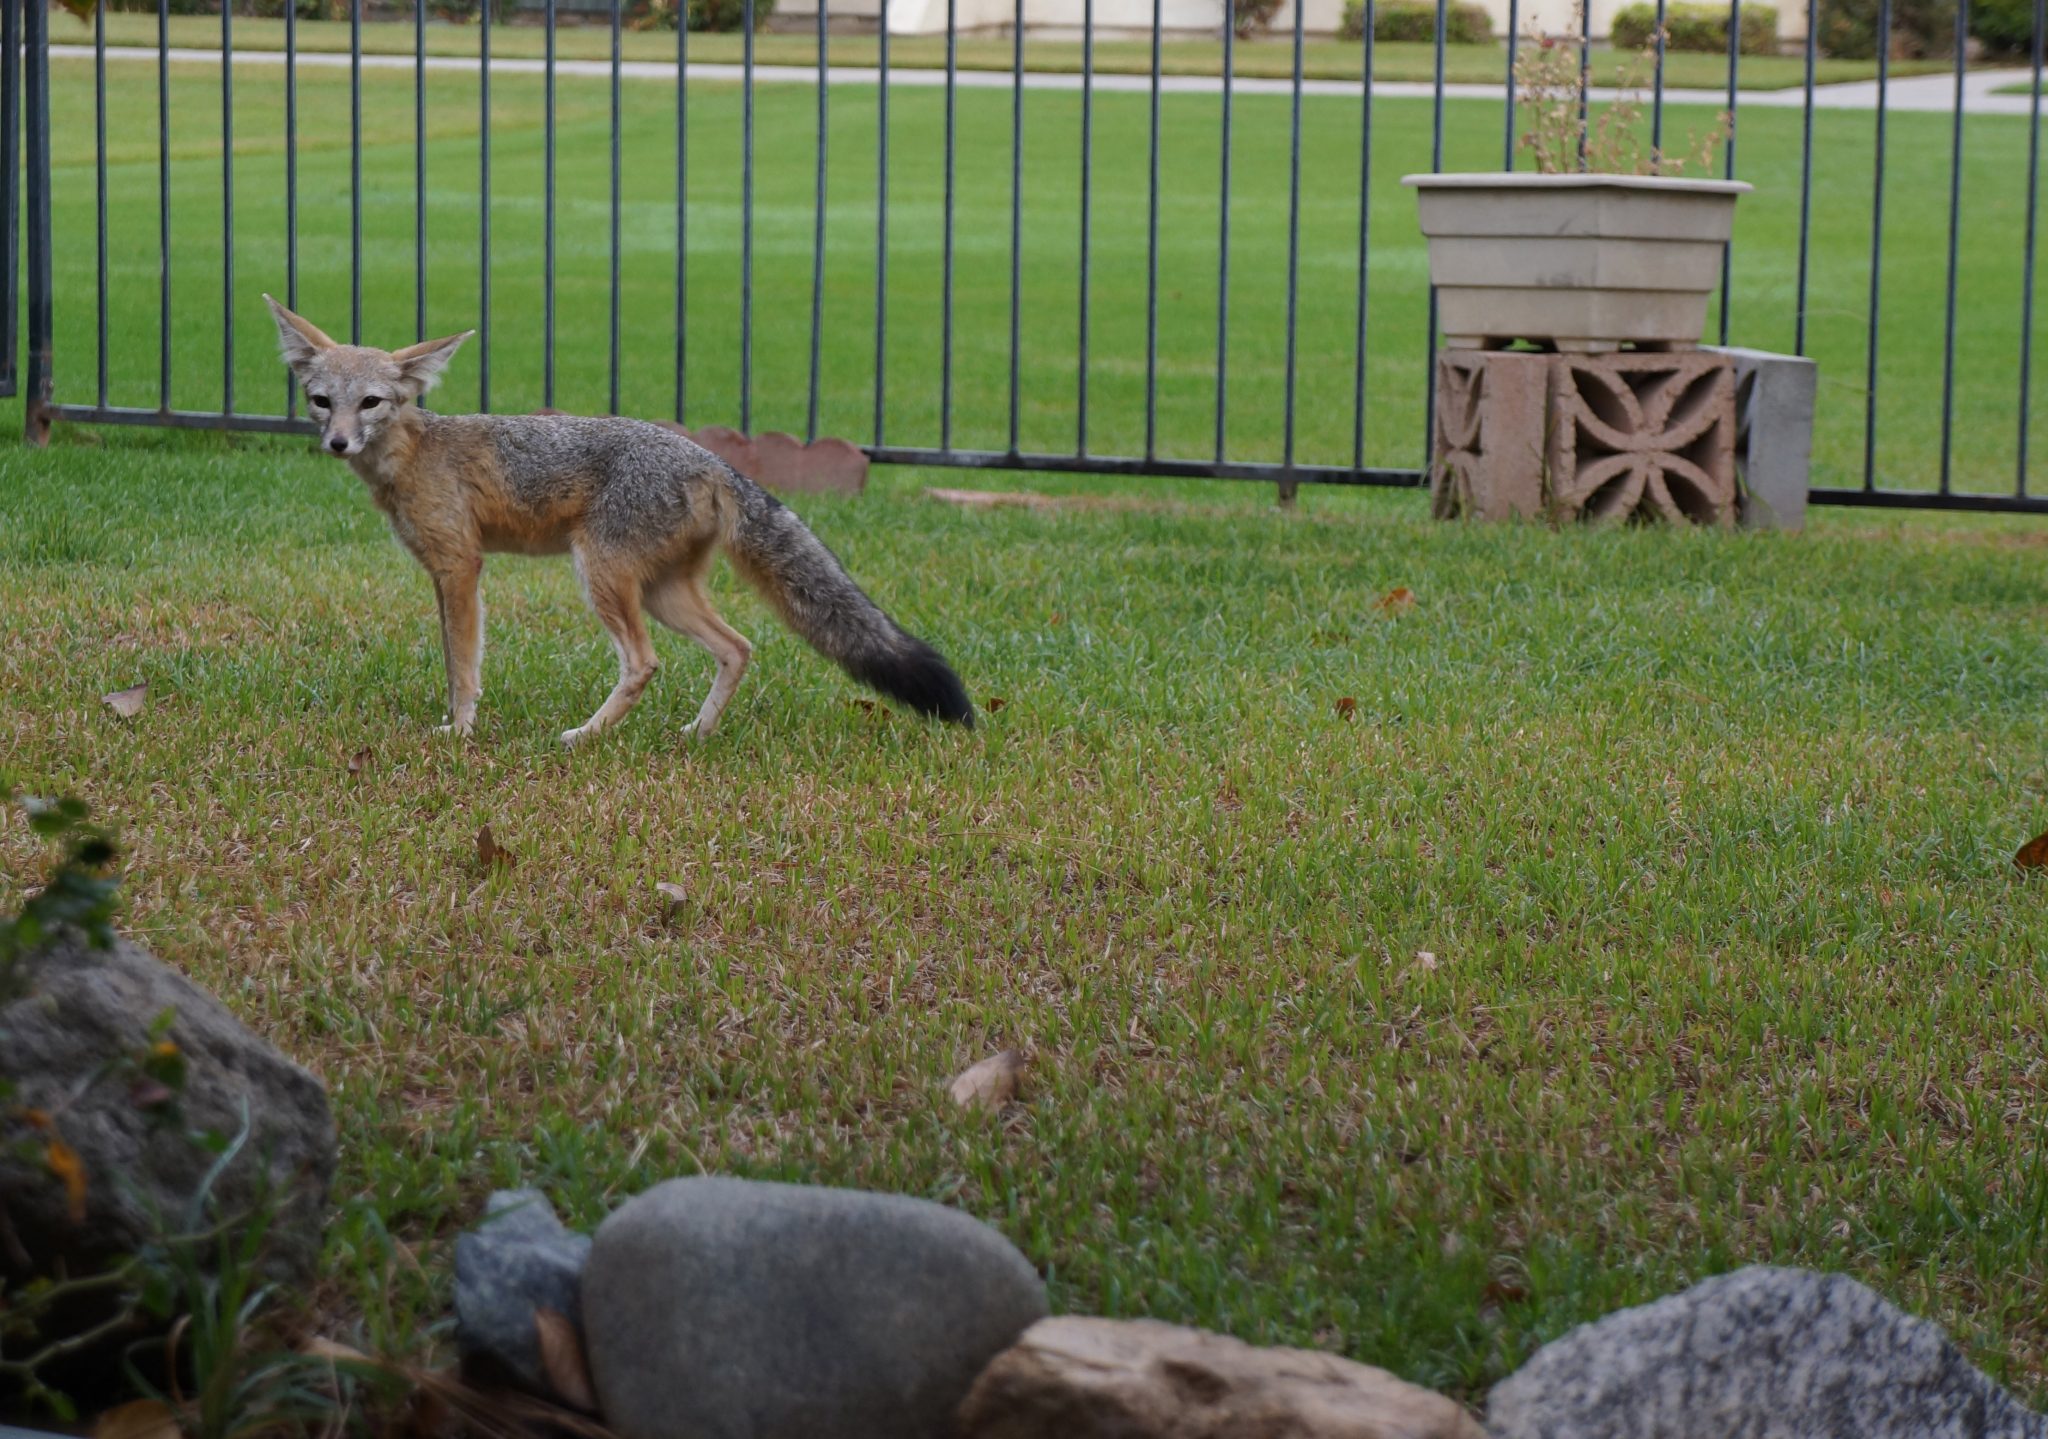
[327,436,348,454]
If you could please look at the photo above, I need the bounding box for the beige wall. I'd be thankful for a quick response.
[772,0,1795,46]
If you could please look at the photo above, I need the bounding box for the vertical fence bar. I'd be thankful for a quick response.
[23,0,49,441]
[1653,0,1666,157]
[479,0,491,410]
[157,0,169,410]
[609,0,622,415]
[808,0,828,444]
[1078,0,1093,456]
[94,0,107,409]
[1143,0,1162,460]
[941,0,957,451]
[1576,0,1589,168]
[287,0,300,414]
[675,0,684,427]
[1281,0,1303,489]
[1354,0,1374,470]
[1424,0,1446,466]
[351,0,362,343]
[1793,0,1815,354]
[2019,0,2044,493]
[1936,0,1966,494]
[1008,0,1024,455]
[1214,0,1233,463]
[1504,0,1517,166]
[1861,0,1891,491]
[4,0,22,395]
[742,0,755,433]
[221,0,234,415]
[548,0,559,408]
[414,0,425,341]
[1717,0,1738,343]
[874,0,889,446]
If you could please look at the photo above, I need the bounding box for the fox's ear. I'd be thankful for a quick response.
[390,330,474,398]
[263,294,337,375]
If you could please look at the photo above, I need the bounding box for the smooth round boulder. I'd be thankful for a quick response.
[580,1176,1049,1439]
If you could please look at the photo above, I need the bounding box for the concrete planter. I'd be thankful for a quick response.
[1402,173,1751,352]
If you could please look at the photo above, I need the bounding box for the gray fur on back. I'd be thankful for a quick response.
[1487,1267,2046,1439]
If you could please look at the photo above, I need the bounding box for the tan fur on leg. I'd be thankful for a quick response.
[562,554,659,747]
[645,570,752,741]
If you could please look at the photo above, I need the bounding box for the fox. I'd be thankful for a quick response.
[262,295,973,745]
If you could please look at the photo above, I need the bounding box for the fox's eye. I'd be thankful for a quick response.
[307,394,329,409]
[360,396,383,409]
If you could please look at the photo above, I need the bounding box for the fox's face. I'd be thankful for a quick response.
[263,295,472,459]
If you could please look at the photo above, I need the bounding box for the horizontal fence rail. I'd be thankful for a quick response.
[10,0,2048,510]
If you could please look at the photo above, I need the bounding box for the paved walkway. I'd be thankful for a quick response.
[49,43,2044,114]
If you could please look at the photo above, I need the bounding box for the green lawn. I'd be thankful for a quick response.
[72,10,1952,89]
[36,57,2048,491]
[4,420,2048,1404]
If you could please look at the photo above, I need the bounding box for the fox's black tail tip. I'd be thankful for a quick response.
[853,639,975,728]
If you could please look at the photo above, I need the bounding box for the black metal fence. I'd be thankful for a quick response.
[8,0,2048,509]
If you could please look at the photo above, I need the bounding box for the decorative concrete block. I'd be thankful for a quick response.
[1706,345,1818,533]
[1432,350,1553,522]
[1546,351,1738,526]
[1434,350,1739,527]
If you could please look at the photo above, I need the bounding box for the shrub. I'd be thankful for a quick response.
[1970,0,2035,54]
[1816,0,1955,57]
[1233,0,1285,37]
[1610,1,1778,52]
[1342,0,1494,42]
[634,0,780,30]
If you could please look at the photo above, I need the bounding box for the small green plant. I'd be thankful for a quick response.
[1514,0,1730,173]
[0,783,119,1003]
[1231,0,1285,36]
[1609,1,1778,54]
[1341,0,1495,43]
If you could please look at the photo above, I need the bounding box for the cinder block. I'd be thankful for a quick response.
[1433,349,1740,527]
[1432,350,1552,521]
[1546,351,1738,526]
[1706,345,1818,533]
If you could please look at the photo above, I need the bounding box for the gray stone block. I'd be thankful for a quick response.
[1708,345,1818,532]
[455,1188,593,1401]
[1487,1266,2046,1439]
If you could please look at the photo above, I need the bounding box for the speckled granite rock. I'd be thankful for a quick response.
[454,1189,592,1400]
[1488,1266,2047,1439]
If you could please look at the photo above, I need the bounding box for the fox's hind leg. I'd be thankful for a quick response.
[645,566,752,741]
[561,550,659,748]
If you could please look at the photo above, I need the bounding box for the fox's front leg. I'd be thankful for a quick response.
[431,563,484,736]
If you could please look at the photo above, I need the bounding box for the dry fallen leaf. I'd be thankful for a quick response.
[984,696,1008,713]
[347,747,374,777]
[1335,697,1358,719]
[533,1308,598,1413]
[2016,831,2048,870]
[94,1399,182,1439]
[1377,586,1417,614]
[851,698,879,715]
[102,683,148,718]
[948,1050,1029,1112]
[477,824,515,870]
[655,881,688,906]
[44,1139,87,1224]
[1416,950,1440,971]
[301,1335,375,1364]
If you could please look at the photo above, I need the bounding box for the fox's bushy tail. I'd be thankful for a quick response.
[723,473,974,726]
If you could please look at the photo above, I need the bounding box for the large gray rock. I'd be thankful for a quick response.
[580,1176,1049,1439]
[455,1189,593,1401]
[0,932,335,1282]
[956,1316,1487,1439]
[1487,1266,2047,1439]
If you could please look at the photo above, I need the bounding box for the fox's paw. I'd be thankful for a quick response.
[433,720,473,739]
[560,725,598,749]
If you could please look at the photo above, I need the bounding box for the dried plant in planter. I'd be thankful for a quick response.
[1514,2,1731,176]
